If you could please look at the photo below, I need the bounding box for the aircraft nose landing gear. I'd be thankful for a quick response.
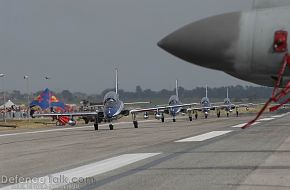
[109,124,114,130]
[173,116,176,122]
[189,116,193,122]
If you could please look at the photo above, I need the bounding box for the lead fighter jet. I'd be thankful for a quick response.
[33,69,150,130]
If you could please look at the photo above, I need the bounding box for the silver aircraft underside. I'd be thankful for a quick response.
[158,1,290,87]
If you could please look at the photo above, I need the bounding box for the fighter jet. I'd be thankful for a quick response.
[158,0,290,87]
[196,85,214,119]
[189,86,251,119]
[33,69,150,130]
[191,85,222,119]
[130,80,198,127]
[218,88,253,117]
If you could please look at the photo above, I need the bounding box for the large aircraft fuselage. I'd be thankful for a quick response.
[158,6,290,87]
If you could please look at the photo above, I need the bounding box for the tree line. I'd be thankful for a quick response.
[0,85,272,105]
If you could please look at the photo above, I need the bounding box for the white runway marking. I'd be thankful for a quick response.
[0,126,91,138]
[271,113,289,118]
[231,122,261,128]
[176,131,232,142]
[231,123,247,128]
[258,118,275,121]
[0,153,161,190]
[0,119,163,138]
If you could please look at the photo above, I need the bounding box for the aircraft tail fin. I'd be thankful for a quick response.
[115,68,118,94]
[175,79,179,98]
[253,0,290,9]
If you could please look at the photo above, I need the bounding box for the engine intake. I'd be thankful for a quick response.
[68,119,76,126]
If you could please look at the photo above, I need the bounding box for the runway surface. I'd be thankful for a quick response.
[0,112,289,190]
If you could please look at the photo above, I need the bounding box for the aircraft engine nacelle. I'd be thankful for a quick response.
[121,110,130,116]
[155,113,162,120]
[144,112,149,119]
[68,119,76,126]
[187,108,193,112]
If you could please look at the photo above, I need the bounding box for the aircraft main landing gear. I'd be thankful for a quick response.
[132,113,138,128]
[161,114,165,123]
[133,120,138,128]
[217,111,221,118]
[94,116,99,130]
[94,123,98,130]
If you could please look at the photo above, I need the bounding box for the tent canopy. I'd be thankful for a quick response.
[0,100,16,109]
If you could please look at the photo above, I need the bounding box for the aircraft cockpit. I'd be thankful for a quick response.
[104,91,119,106]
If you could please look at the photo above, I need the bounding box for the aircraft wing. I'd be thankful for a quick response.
[234,103,255,108]
[209,103,254,110]
[33,112,99,118]
[130,103,198,114]
[124,101,151,106]
[191,106,216,112]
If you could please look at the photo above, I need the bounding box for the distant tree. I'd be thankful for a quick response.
[61,90,73,102]
[135,85,143,98]
[101,88,115,97]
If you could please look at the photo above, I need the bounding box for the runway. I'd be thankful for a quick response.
[0,113,289,190]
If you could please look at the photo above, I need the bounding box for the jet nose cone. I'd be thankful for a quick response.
[158,12,241,71]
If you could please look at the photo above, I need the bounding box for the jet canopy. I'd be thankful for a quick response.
[104,91,119,104]
[201,97,210,106]
[168,95,179,105]
[224,98,231,105]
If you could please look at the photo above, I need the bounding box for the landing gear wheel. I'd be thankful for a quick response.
[189,117,193,122]
[133,121,138,128]
[161,117,165,123]
[227,113,229,117]
[236,111,239,117]
[195,114,198,120]
[84,118,89,124]
[217,112,221,118]
[205,115,208,119]
[94,123,99,130]
[173,118,176,122]
[109,124,114,130]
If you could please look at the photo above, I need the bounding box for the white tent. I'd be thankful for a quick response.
[0,100,16,109]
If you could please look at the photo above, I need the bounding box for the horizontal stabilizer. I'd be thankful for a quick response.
[253,0,290,9]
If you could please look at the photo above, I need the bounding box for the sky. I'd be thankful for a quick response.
[0,0,255,94]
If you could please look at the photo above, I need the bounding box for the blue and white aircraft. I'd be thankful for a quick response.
[130,80,198,127]
[218,88,253,117]
[193,87,253,119]
[33,69,149,130]
[193,85,215,119]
